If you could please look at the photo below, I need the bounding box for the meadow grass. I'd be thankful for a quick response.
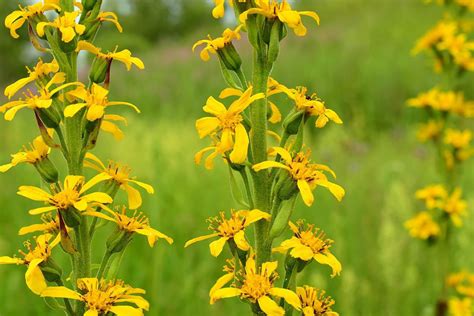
[0,0,473,315]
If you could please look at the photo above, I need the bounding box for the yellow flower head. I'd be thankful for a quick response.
[0,135,50,173]
[185,209,270,257]
[212,0,247,18]
[240,0,320,36]
[4,59,60,99]
[456,0,474,11]
[283,86,342,128]
[37,11,85,43]
[41,278,150,315]
[447,271,474,298]
[442,188,468,227]
[417,120,444,142]
[444,129,472,149]
[18,174,112,215]
[412,21,457,55]
[84,153,154,210]
[65,83,140,122]
[196,86,264,164]
[274,221,342,277]
[0,234,59,294]
[211,257,302,315]
[415,184,448,209]
[77,41,145,71]
[404,211,441,240]
[84,204,173,247]
[297,286,339,316]
[253,147,345,206]
[4,0,60,39]
[19,213,60,236]
[0,74,81,121]
[448,297,473,316]
[193,25,243,61]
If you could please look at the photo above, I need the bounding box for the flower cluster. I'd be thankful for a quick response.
[187,1,344,315]
[446,271,474,316]
[0,1,172,314]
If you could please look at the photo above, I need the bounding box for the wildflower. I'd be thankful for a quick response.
[212,0,247,18]
[407,88,440,109]
[0,74,81,121]
[404,211,441,240]
[297,286,339,316]
[415,184,447,209]
[274,221,342,277]
[240,0,320,37]
[185,209,270,257]
[211,257,301,315]
[19,213,60,236]
[37,11,85,43]
[448,297,472,316]
[0,135,50,173]
[0,234,59,294]
[4,59,59,99]
[456,0,474,11]
[84,153,154,209]
[283,86,342,128]
[412,21,457,55]
[4,0,60,39]
[444,129,472,149]
[77,41,145,71]
[41,278,150,315]
[447,271,474,297]
[253,147,345,206]
[64,83,140,122]
[17,174,112,215]
[84,205,173,247]
[196,86,264,164]
[417,120,444,142]
[442,188,468,227]
[209,259,236,302]
[193,25,243,62]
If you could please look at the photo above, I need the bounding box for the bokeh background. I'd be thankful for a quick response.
[0,0,473,315]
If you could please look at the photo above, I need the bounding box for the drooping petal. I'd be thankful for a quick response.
[297,180,314,206]
[233,230,250,251]
[25,258,47,294]
[128,179,154,194]
[269,287,302,311]
[41,286,83,300]
[122,183,142,210]
[316,181,345,202]
[203,96,227,116]
[195,117,220,138]
[258,296,285,316]
[229,123,249,164]
[81,172,112,193]
[252,161,289,172]
[210,287,241,304]
[184,233,219,248]
[64,103,87,118]
[268,147,293,164]
[109,305,143,316]
[313,252,342,277]
[209,273,234,299]
[289,244,314,261]
[209,237,228,257]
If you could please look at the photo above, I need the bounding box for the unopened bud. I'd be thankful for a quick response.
[37,106,61,129]
[34,157,59,183]
[61,208,82,228]
[83,0,99,11]
[270,198,296,239]
[90,57,110,84]
[106,229,132,254]
[41,258,62,283]
[283,110,304,135]
[217,43,242,72]
[276,174,298,201]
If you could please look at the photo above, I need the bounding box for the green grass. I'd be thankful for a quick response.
[0,0,473,315]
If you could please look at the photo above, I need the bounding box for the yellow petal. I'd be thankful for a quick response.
[84,309,99,316]
[29,206,58,215]
[122,183,142,210]
[109,305,143,316]
[196,117,220,138]
[269,287,301,311]
[209,237,228,257]
[297,180,314,206]
[18,186,51,202]
[257,296,285,316]
[81,172,112,193]
[184,233,219,248]
[128,179,154,194]
[0,256,24,265]
[219,88,243,99]
[317,181,345,202]
[233,230,250,251]
[209,273,234,300]
[25,258,47,295]
[41,286,82,300]
[314,252,342,277]
[269,147,292,164]
[203,96,227,116]
[210,287,241,304]
[64,103,87,117]
[81,192,113,206]
[229,124,249,164]
[290,245,314,261]
[252,161,289,172]
[242,209,271,226]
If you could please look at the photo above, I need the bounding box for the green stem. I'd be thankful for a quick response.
[235,68,248,89]
[73,219,91,279]
[55,279,75,316]
[239,169,255,209]
[55,126,70,161]
[97,250,113,280]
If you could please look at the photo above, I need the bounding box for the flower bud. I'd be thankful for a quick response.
[37,106,61,129]
[106,230,132,254]
[84,119,102,150]
[59,36,77,53]
[268,21,284,64]
[83,0,100,11]
[283,110,304,135]
[90,57,111,84]
[61,208,82,228]
[270,198,296,239]
[41,258,62,283]
[34,157,59,183]
[217,43,242,72]
[275,174,298,201]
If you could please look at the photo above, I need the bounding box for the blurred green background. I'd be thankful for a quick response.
[0,0,473,315]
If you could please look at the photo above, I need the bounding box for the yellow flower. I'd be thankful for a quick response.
[407,88,440,108]
[212,0,247,18]
[196,86,264,164]
[274,221,342,277]
[297,286,339,316]
[41,278,149,316]
[194,136,227,170]
[444,129,472,149]
[0,135,50,173]
[417,120,444,142]
[99,114,129,140]
[4,59,60,99]
[19,213,60,236]
[84,204,173,247]
[64,83,140,122]
[404,211,441,240]
[77,41,145,71]
[283,86,342,128]
[253,147,345,206]
[240,0,320,37]
[0,74,81,121]
[447,271,474,298]
[0,234,59,294]
[442,188,468,227]
[17,174,112,215]
[412,21,457,55]
[448,297,473,316]
[415,184,447,209]
[456,0,474,11]
[4,0,60,39]
[185,209,270,257]
[37,11,85,43]
[209,258,236,303]
[84,153,154,210]
[97,11,123,33]
[193,25,243,61]
[211,257,301,315]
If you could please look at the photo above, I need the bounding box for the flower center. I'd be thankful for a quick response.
[240,273,272,302]
[218,113,243,131]
[209,212,246,238]
[51,189,80,210]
